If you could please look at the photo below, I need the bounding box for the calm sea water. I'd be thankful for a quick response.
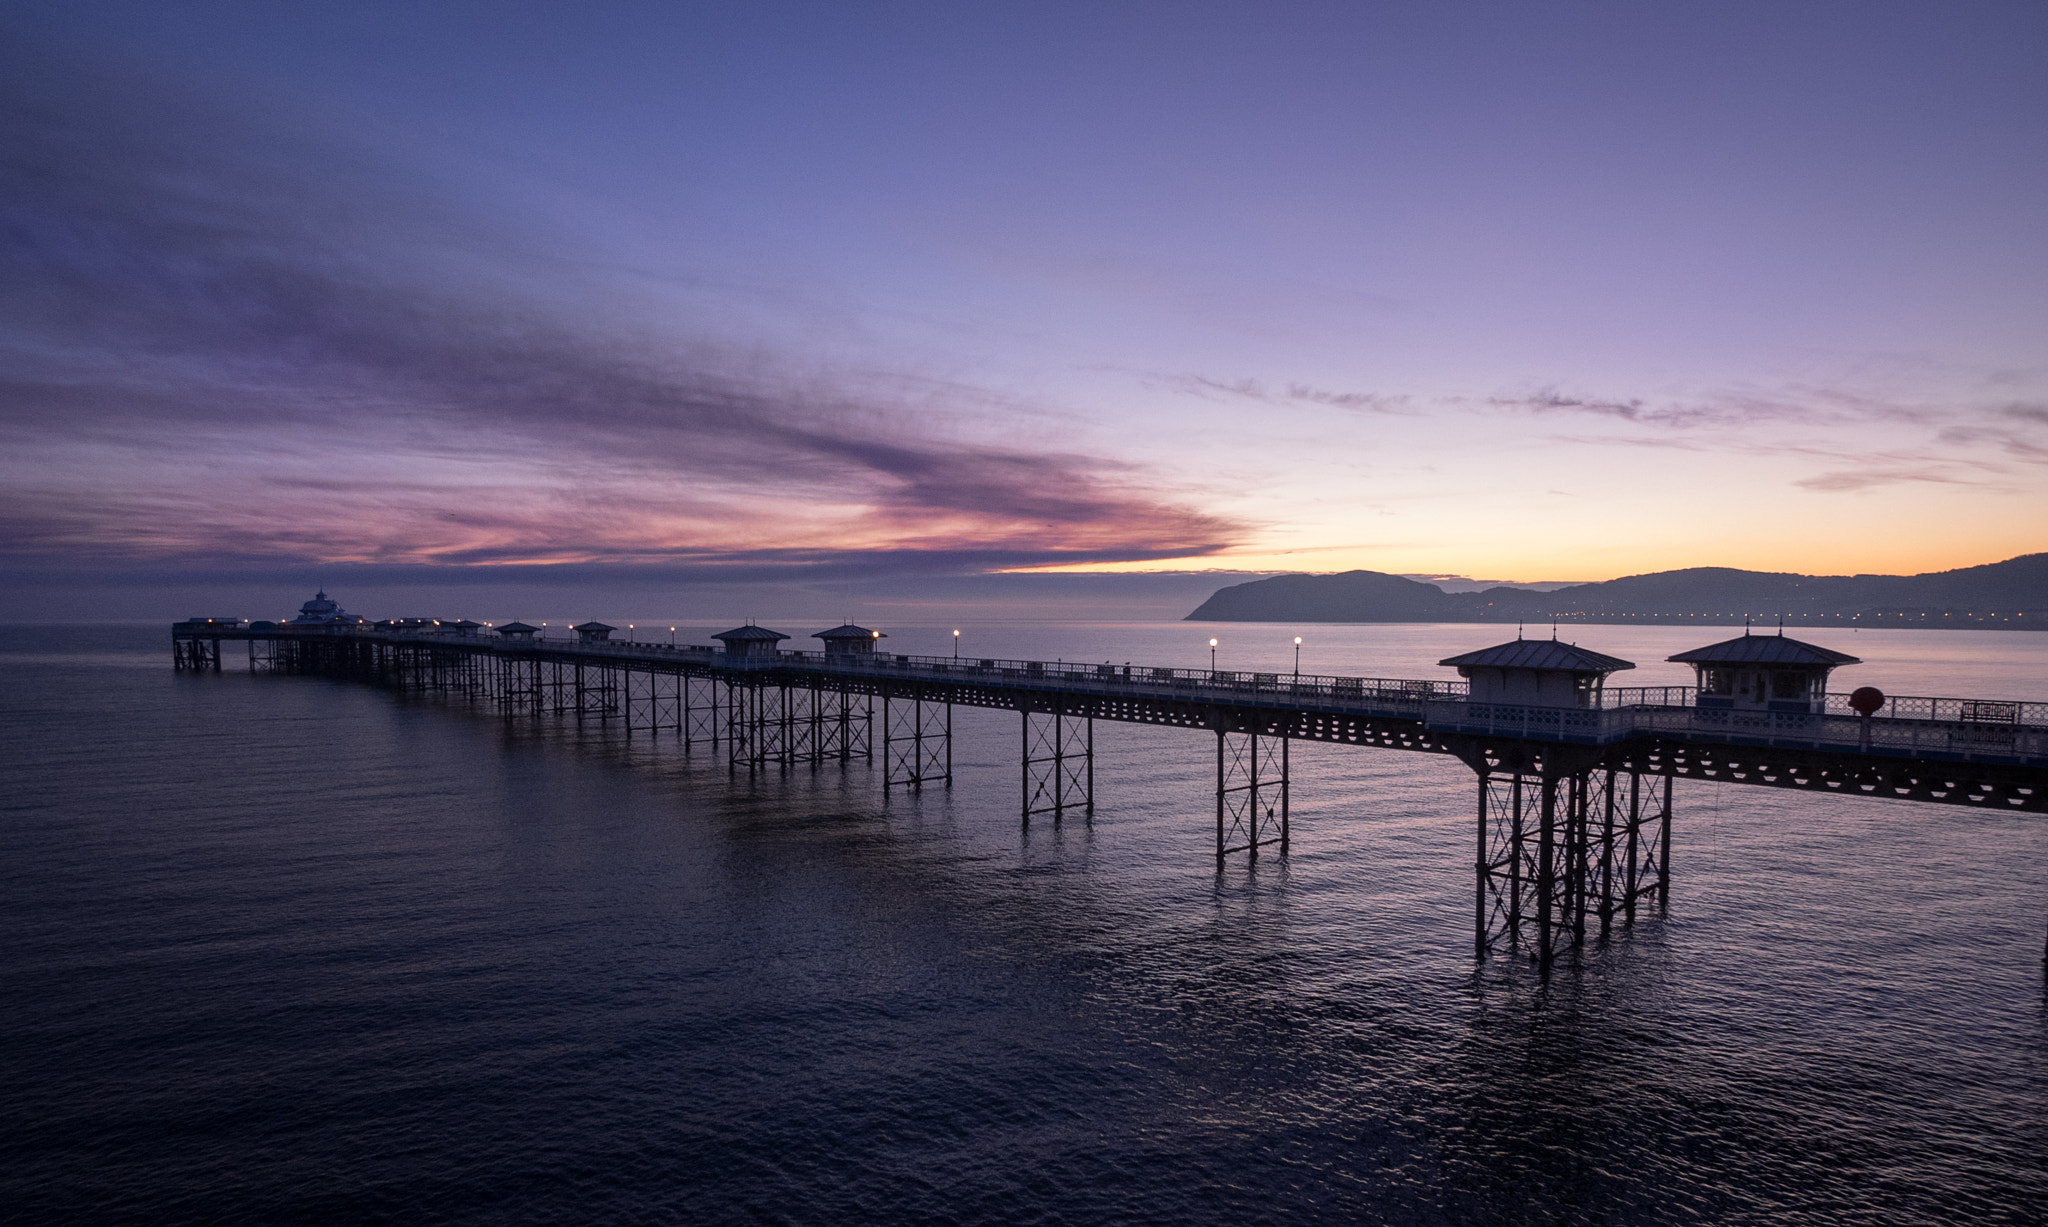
[3,621,2044,1225]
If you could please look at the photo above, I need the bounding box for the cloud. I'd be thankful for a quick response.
[1147,373,1409,413]
[1544,433,1708,451]
[1793,468,1974,493]
[1933,402,2048,460]
[1509,378,2048,498]
[1483,383,1954,433]
[0,37,1243,575]
[1492,387,1658,421]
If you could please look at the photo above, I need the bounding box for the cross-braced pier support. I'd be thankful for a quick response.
[822,686,873,763]
[883,691,950,790]
[729,680,875,770]
[172,636,223,672]
[1474,755,1671,962]
[1022,705,1092,824]
[1216,725,1289,863]
[619,667,726,744]
[498,655,545,719]
[567,660,620,723]
[684,675,725,748]
[623,667,681,735]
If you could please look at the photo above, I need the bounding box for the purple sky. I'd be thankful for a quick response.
[4,2,2045,619]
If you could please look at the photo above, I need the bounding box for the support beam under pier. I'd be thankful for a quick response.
[1473,756,1671,962]
[882,691,950,790]
[1022,706,1092,825]
[1216,724,1288,864]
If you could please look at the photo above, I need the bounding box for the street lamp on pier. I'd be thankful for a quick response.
[1209,637,1218,672]
[1294,636,1302,677]
[953,629,960,659]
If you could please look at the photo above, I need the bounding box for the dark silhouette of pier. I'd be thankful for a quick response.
[172,614,2046,964]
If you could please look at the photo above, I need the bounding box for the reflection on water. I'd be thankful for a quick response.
[1,623,2042,1224]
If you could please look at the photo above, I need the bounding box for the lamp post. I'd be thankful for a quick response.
[953,629,960,659]
[670,626,676,646]
[1209,637,1218,672]
[1294,636,1302,677]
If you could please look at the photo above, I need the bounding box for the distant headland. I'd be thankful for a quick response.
[1185,554,2048,629]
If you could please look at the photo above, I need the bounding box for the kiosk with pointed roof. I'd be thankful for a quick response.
[572,621,615,644]
[290,589,343,625]
[1439,635,1635,707]
[496,621,538,641]
[289,589,364,631]
[712,624,789,658]
[813,623,885,656]
[1669,630,1858,713]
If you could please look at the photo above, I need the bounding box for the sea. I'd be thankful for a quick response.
[3,621,2044,1225]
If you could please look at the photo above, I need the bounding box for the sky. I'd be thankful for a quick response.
[3,1,2046,620]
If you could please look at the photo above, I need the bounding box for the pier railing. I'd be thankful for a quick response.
[186,624,2048,762]
[1423,699,2048,761]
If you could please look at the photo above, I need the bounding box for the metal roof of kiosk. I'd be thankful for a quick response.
[813,624,884,641]
[713,624,788,657]
[712,625,790,643]
[1440,636,1635,708]
[1667,633,1860,667]
[1438,639,1635,674]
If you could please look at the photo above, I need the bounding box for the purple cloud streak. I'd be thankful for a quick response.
[0,39,1241,576]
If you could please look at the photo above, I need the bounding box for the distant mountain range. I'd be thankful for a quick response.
[1185,554,2048,630]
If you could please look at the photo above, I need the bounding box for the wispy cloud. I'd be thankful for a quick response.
[1933,403,2048,461]
[1505,378,2048,496]
[1483,383,1952,431]
[1792,468,1974,493]
[1147,373,1410,413]
[0,38,1242,574]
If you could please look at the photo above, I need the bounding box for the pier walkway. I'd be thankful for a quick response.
[173,619,2047,962]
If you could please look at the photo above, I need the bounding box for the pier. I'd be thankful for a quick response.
[173,610,2047,964]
